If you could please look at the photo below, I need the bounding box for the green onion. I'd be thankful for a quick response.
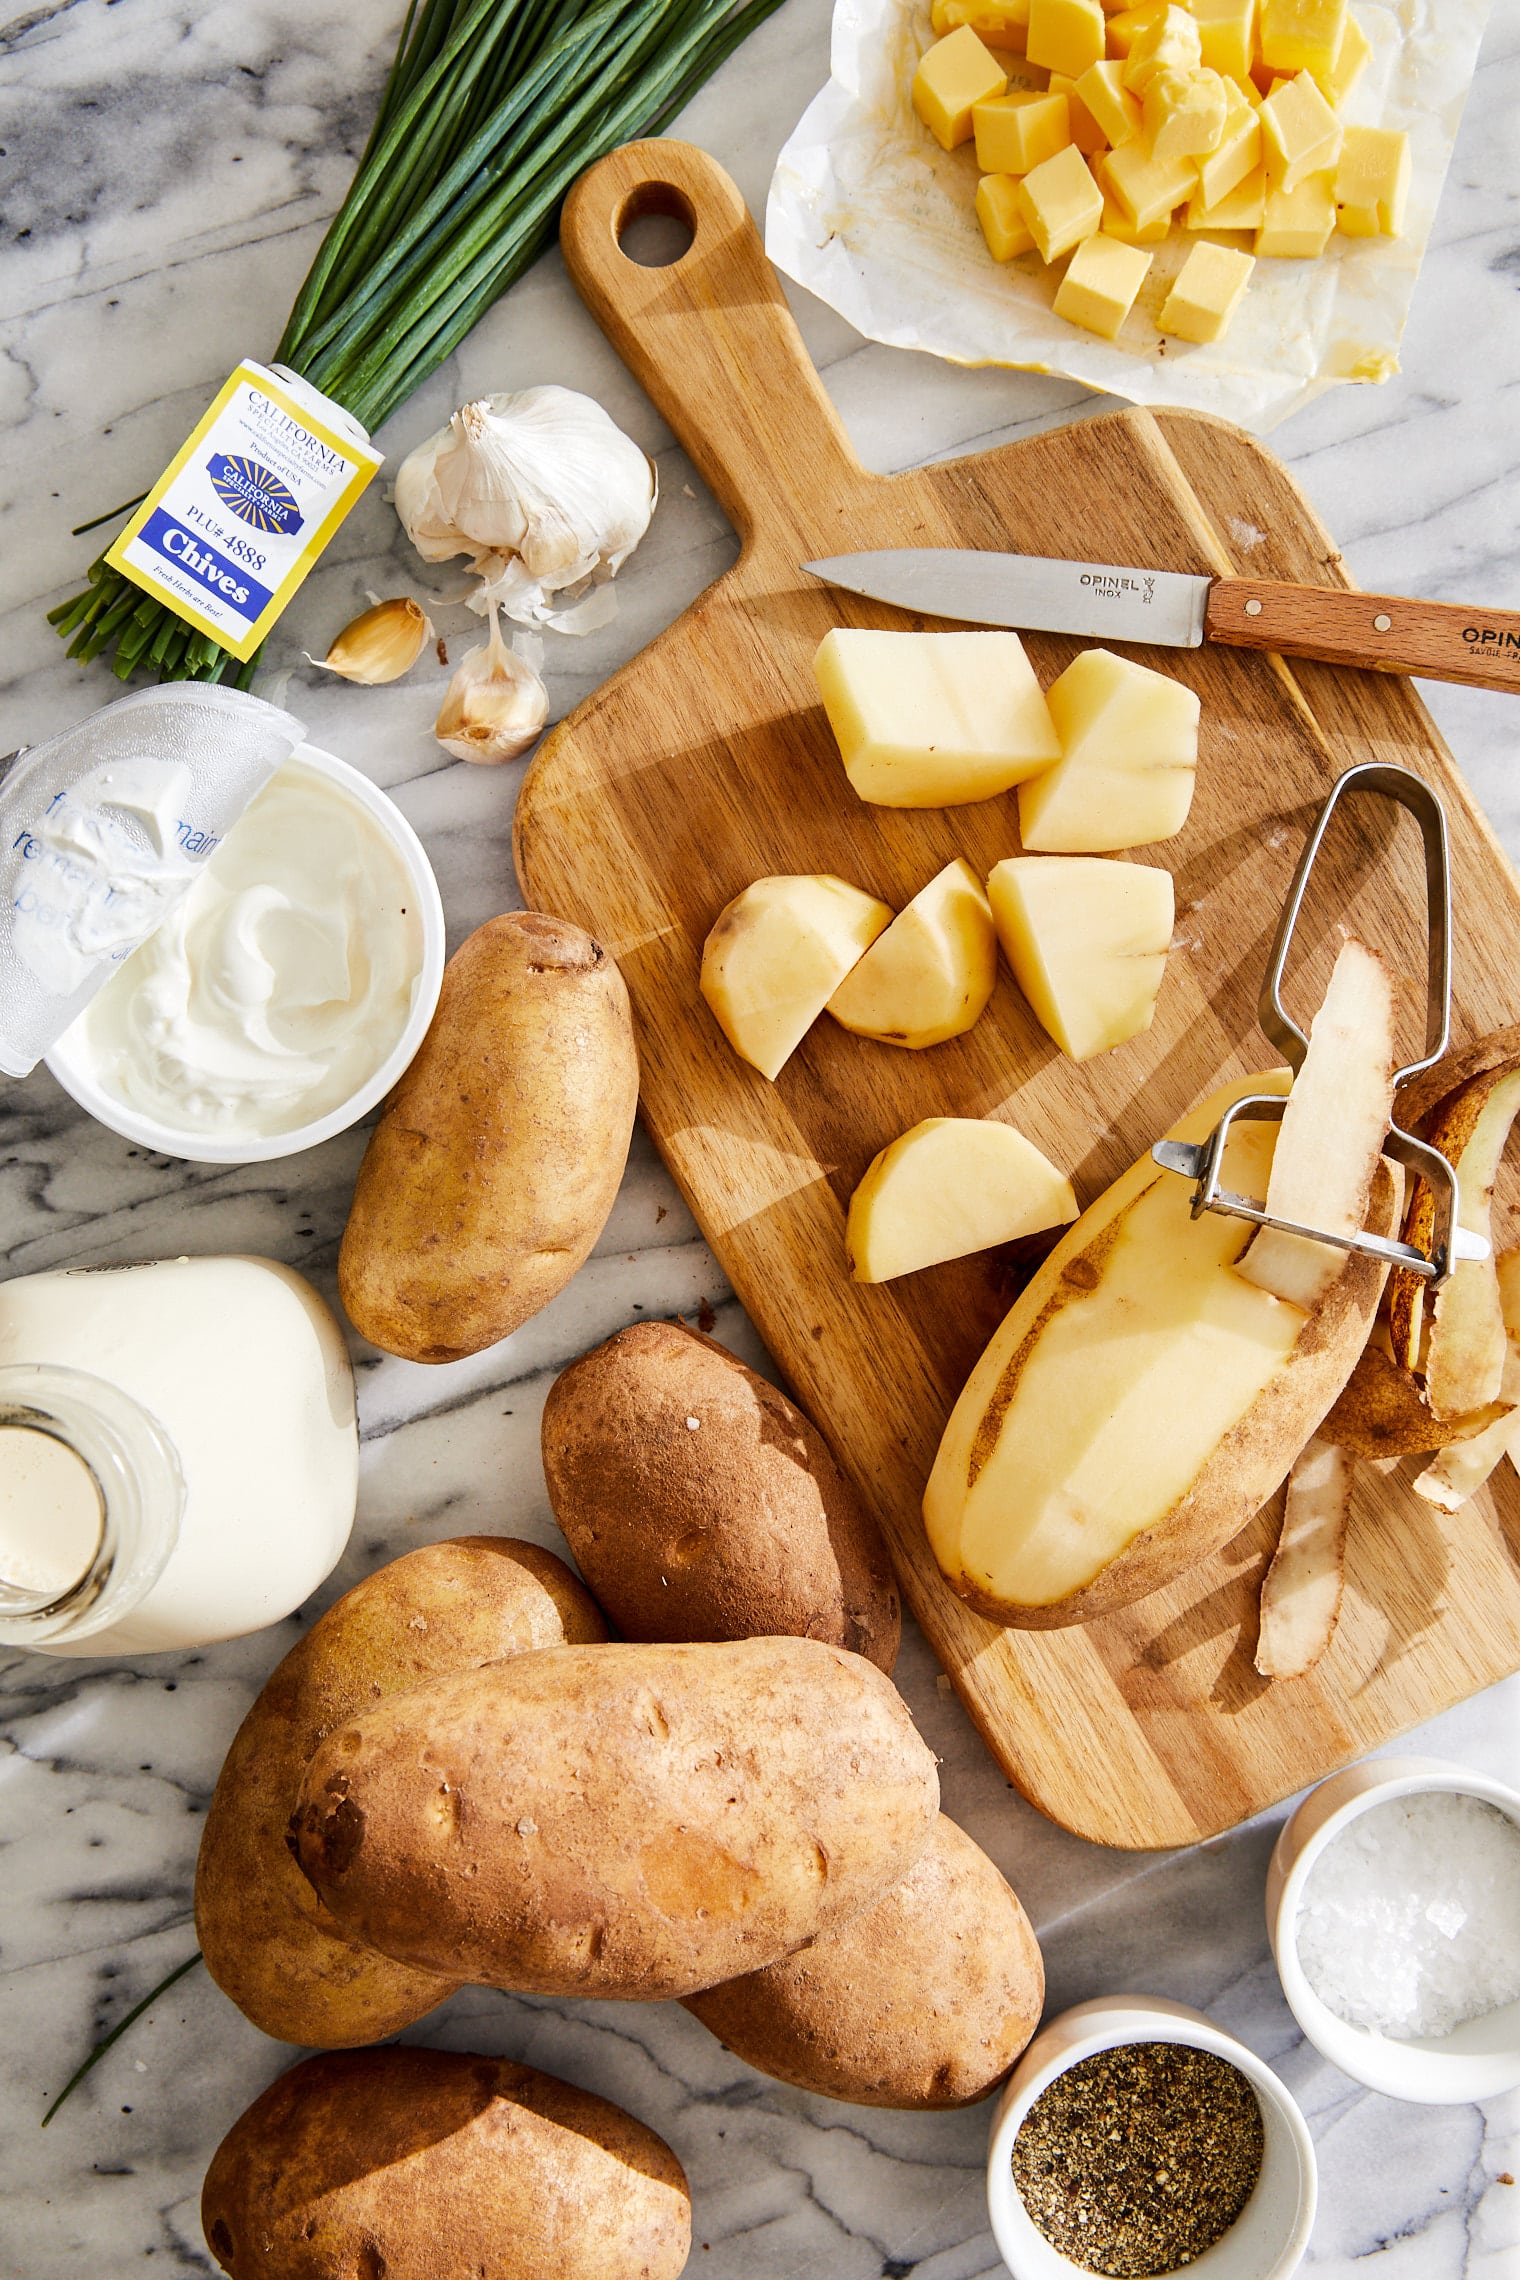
[50,0,783,684]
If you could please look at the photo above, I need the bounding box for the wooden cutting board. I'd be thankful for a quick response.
[515,141,1520,1850]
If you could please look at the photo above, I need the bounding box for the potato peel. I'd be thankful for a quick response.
[1255,1436,1353,1682]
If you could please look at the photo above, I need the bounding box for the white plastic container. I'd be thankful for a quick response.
[1267,1756,1520,2104]
[986,1996,1317,2280]
[0,1255,357,1655]
[46,744,445,1165]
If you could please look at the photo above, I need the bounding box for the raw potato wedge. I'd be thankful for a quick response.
[827,858,997,1048]
[987,854,1173,1061]
[923,1072,1396,1627]
[1320,1334,1509,1459]
[1255,1436,1353,1681]
[814,627,1060,807]
[846,1116,1077,1282]
[701,874,893,1080]
[1392,1063,1520,1415]
[684,1814,1044,2109]
[1414,1249,1520,1511]
[1017,647,1200,853]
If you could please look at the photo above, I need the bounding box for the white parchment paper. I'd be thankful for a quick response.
[766,0,1489,431]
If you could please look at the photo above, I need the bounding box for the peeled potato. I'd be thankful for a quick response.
[1017,647,1199,852]
[846,1116,1077,1281]
[987,854,1173,1060]
[827,858,997,1048]
[700,874,893,1080]
[815,627,1059,807]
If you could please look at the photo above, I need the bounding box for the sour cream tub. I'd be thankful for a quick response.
[47,745,445,1165]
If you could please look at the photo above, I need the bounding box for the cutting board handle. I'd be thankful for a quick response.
[560,141,870,546]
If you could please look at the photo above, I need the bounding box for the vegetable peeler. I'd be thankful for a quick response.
[1151,763,1485,1290]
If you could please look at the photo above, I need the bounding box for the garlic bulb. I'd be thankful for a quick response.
[395,386,656,633]
[308,596,433,683]
[435,604,548,765]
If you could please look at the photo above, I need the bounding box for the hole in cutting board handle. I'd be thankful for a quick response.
[615,180,697,268]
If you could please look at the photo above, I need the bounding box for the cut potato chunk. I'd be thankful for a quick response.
[1236,935,1397,1311]
[827,859,997,1050]
[846,1117,1077,1283]
[924,1071,1395,1626]
[815,629,1059,809]
[701,875,893,1081]
[1017,648,1199,852]
[987,855,1173,1061]
[1389,1062,1520,1416]
[1254,1436,1352,1681]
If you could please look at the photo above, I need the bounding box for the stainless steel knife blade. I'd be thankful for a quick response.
[802,548,1213,647]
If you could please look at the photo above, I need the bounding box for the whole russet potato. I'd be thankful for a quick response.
[291,1636,939,2002]
[542,1320,900,1670]
[685,1814,1044,2108]
[194,1537,606,2048]
[201,2047,690,2280]
[338,912,638,1363]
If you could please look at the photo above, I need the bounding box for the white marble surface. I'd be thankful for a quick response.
[2,1,1519,2274]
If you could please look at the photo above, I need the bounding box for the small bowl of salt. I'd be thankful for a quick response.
[1267,1755,1520,2103]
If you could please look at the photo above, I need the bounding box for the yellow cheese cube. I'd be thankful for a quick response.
[1017,141,1105,258]
[1312,7,1370,106]
[1053,231,1154,336]
[1100,137,1198,229]
[814,629,1060,807]
[913,26,1009,151]
[1101,188,1172,242]
[1046,73,1109,152]
[1187,162,1266,227]
[1258,0,1346,76]
[1260,70,1341,188]
[1027,0,1106,77]
[1196,86,1261,202]
[1230,70,1263,105]
[1076,58,1143,144]
[1159,238,1254,339]
[975,89,1073,173]
[1255,169,1335,253]
[932,0,1032,51]
[1104,2,1171,59]
[977,170,1038,258]
[1335,124,1410,235]
[1191,0,1256,79]
[1144,66,1229,160]
[1121,5,1202,92]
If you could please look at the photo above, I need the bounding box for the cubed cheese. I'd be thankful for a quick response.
[1191,0,1257,80]
[1103,2,1172,60]
[976,170,1038,258]
[1187,163,1266,227]
[1026,0,1106,77]
[1255,169,1335,253]
[813,629,1060,808]
[913,26,1009,151]
[932,0,1032,50]
[1144,67,1229,160]
[1100,137,1199,230]
[974,89,1072,173]
[1052,232,1154,336]
[1121,4,1202,92]
[1260,69,1342,189]
[1335,124,1410,235]
[1159,238,1255,339]
[1312,7,1370,106]
[1101,188,1172,242]
[1045,72,1109,152]
[1076,58,1142,144]
[1017,141,1105,258]
[1258,0,1346,77]
[1196,81,1261,201]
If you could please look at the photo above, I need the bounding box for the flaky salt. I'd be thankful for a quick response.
[1296,1791,1520,2040]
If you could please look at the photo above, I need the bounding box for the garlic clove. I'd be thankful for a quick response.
[434,604,548,765]
[308,597,433,684]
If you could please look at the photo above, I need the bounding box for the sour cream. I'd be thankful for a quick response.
[68,755,425,1139]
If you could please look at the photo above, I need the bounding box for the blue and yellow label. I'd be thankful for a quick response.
[106,363,383,662]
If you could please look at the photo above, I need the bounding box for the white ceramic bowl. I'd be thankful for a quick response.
[1266,1754,1520,2105]
[47,744,445,1166]
[987,1996,1317,2280]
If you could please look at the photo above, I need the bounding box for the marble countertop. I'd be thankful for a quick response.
[2,1,1518,2273]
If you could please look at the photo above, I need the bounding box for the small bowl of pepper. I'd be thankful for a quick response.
[986,1995,1317,2280]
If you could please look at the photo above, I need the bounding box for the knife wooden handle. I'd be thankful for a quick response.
[1205,578,1520,693]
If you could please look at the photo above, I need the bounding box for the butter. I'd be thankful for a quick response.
[1260,70,1342,189]
[1053,232,1154,336]
[1046,73,1109,153]
[1103,2,1172,60]
[1144,67,1229,161]
[1100,137,1199,230]
[1312,8,1370,106]
[977,171,1038,258]
[1101,188,1172,244]
[1026,0,1106,78]
[1191,0,1257,81]
[914,26,1009,151]
[931,0,1032,50]
[1187,162,1266,228]
[1255,168,1335,252]
[1075,59,1142,146]
[1017,142,1105,259]
[1122,5,1202,93]
[974,89,1073,173]
[1335,124,1410,235]
[1159,238,1255,339]
[1258,0,1346,77]
[1196,81,1261,203]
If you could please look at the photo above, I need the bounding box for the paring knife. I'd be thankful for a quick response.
[801,548,1520,695]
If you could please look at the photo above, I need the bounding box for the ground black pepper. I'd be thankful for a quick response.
[1011,2041,1265,2276]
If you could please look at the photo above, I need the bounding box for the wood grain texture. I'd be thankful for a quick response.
[514,142,1520,1849]
[1207,576,1520,692]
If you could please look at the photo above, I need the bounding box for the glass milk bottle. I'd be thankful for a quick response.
[0,1256,356,1655]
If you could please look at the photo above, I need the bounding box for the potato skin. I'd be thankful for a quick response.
[202,2047,690,2280]
[195,1538,606,2048]
[685,1814,1043,2108]
[338,912,638,1363]
[542,1320,900,1670]
[292,1636,939,2001]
